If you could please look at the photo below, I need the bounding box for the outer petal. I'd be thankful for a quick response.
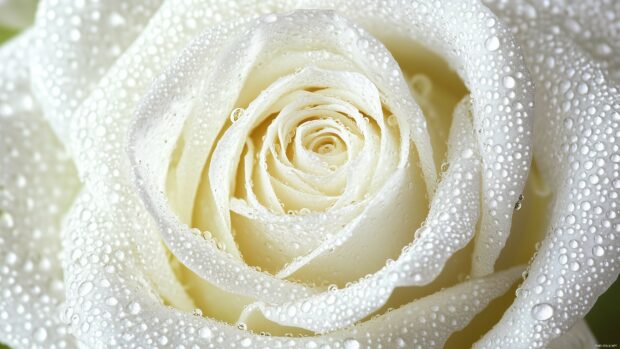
[62,187,524,348]
[31,0,164,142]
[476,1,620,348]
[0,32,79,348]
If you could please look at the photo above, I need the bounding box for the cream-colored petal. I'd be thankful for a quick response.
[0,31,78,348]
[294,0,535,279]
[62,188,522,347]
[31,0,163,143]
[238,98,481,332]
[476,1,620,348]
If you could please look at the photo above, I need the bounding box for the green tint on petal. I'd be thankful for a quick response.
[0,27,18,43]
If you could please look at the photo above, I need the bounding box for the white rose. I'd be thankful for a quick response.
[0,0,618,348]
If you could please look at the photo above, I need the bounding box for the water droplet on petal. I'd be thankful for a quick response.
[531,303,554,321]
[78,281,94,296]
[198,326,213,339]
[263,14,278,23]
[592,245,605,257]
[485,36,500,51]
[239,337,252,347]
[503,76,516,89]
[34,328,48,342]
[462,148,474,159]
[128,301,141,315]
[230,107,245,122]
[344,338,360,349]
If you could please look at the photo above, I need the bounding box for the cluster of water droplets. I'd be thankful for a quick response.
[475,1,620,348]
[0,32,79,348]
[1,0,616,348]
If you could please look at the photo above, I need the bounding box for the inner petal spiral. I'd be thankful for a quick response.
[199,67,422,285]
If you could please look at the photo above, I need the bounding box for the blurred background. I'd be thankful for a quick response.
[0,7,618,348]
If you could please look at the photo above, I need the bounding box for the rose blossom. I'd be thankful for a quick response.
[0,0,618,348]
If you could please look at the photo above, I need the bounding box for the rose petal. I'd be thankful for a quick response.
[475,1,620,348]
[237,97,482,333]
[63,187,523,347]
[52,0,537,344]
[301,0,535,279]
[31,0,163,142]
[0,31,78,348]
[227,75,400,276]
[129,9,436,301]
[168,10,434,267]
[51,1,309,311]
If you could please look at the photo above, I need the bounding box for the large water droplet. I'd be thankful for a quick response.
[34,328,48,342]
[230,107,245,122]
[198,326,213,339]
[592,245,605,257]
[262,14,278,23]
[531,303,554,321]
[78,281,94,296]
[128,301,141,315]
[462,148,474,159]
[485,36,500,51]
[344,338,360,349]
[503,76,516,89]
[239,337,253,347]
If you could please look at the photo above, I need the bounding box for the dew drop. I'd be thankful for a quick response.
[344,338,360,349]
[301,301,311,312]
[1,212,14,228]
[128,301,141,315]
[462,148,474,159]
[559,254,568,264]
[503,76,516,89]
[5,252,17,265]
[592,245,605,257]
[69,29,81,42]
[531,303,554,321]
[262,14,278,23]
[34,327,48,342]
[595,43,612,56]
[286,305,297,317]
[485,36,500,51]
[357,38,369,49]
[198,326,213,339]
[78,281,94,296]
[387,115,398,127]
[230,108,245,122]
[239,337,252,347]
